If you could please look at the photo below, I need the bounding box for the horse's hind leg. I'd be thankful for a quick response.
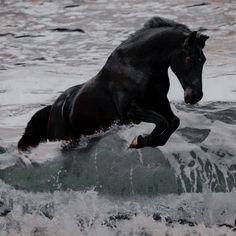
[18,105,52,151]
[127,103,169,148]
[47,101,74,141]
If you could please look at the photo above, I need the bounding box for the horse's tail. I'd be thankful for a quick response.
[18,105,52,151]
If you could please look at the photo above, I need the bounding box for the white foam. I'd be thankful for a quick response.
[0,181,235,236]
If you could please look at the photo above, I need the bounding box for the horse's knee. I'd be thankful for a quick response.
[158,117,168,130]
[148,138,167,148]
[145,134,168,147]
[154,138,168,147]
[150,117,179,147]
[172,116,180,129]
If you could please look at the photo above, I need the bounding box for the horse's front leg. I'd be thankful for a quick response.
[152,97,180,146]
[127,103,168,148]
[128,99,180,148]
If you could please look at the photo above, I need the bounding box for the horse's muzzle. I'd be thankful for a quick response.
[184,87,203,105]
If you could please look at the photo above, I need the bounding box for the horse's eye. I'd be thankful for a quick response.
[185,56,193,64]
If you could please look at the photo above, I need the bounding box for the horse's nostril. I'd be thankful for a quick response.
[184,88,193,104]
[184,87,203,104]
[185,92,203,104]
[184,87,192,96]
[184,96,193,104]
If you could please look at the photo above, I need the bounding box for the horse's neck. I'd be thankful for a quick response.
[122,28,183,71]
[148,31,184,78]
[151,66,170,84]
[132,28,182,51]
[115,28,184,87]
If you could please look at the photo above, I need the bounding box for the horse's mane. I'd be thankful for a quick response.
[143,17,191,33]
[118,16,191,49]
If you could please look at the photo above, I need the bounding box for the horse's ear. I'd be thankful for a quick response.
[197,34,209,48]
[184,31,198,48]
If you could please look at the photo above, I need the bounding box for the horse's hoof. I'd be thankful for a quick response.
[129,136,138,148]
[129,135,144,148]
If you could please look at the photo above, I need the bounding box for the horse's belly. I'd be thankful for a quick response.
[69,90,119,135]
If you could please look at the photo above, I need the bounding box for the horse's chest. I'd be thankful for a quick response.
[145,81,169,100]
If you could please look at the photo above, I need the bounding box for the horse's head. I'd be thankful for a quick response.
[170,31,209,104]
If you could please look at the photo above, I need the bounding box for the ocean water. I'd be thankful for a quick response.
[0,0,236,235]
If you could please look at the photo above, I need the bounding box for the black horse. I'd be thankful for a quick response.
[18,17,209,151]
